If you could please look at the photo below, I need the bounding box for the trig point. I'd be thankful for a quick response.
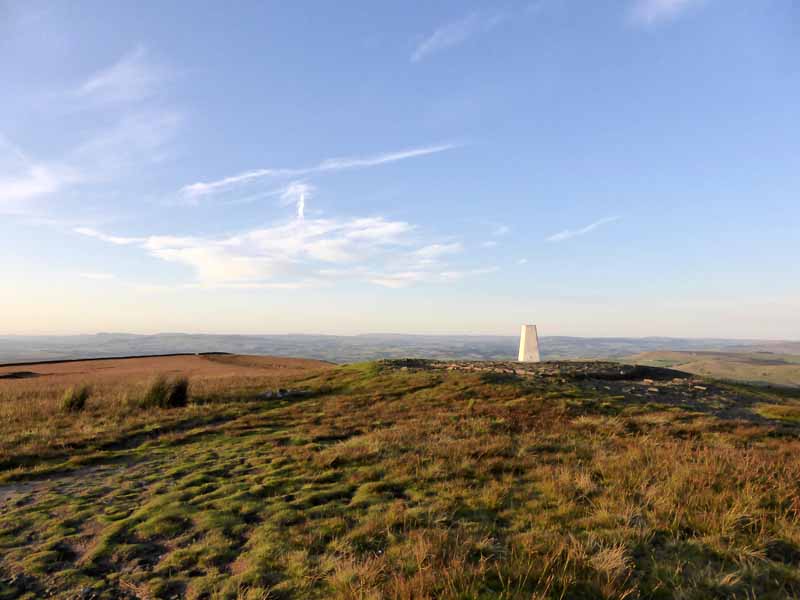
[518,324,541,363]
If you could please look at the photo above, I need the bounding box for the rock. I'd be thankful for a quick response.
[647,387,660,393]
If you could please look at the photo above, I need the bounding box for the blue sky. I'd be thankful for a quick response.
[1,0,798,338]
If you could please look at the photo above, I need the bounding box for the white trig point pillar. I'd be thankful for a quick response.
[518,324,541,362]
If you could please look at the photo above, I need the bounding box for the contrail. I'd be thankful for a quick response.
[297,190,305,220]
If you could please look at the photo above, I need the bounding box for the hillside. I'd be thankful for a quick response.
[1,357,800,598]
[628,350,800,388]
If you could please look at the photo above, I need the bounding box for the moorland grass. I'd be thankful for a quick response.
[61,384,91,413]
[0,361,799,598]
[139,375,190,409]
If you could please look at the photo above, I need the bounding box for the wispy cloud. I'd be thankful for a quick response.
[74,216,410,285]
[74,196,492,289]
[546,216,620,242]
[180,169,295,198]
[476,223,508,248]
[629,0,703,26]
[78,45,168,104]
[73,227,143,245]
[414,242,463,261]
[439,266,498,281]
[412,11,505,62]
[78,272,116,280]
[71,109,182,177]
[181,143,458,198]
[368,267,496,289]
[2,46,178,208]
[0,163,77,204]
[0,136,80,205]
[316,145,458,171]
[368,271,428,289]
[492,224,510,236]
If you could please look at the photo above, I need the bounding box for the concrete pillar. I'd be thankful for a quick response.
[518,324,541,362]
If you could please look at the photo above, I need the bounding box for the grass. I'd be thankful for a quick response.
[754,403,800,423]
[628,350,800,388]
[139,375,190,409]
[0,355,331,477]
[61,385,91,413]
[0,358,799,598]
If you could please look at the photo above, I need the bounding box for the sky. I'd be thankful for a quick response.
[1,0,798,338]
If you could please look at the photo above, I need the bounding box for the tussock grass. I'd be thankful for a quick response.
[61,384,91,413]
[138,375,190,409]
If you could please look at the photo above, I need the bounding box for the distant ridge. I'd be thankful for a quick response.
[0,352,232,368]
[0,333,796,365]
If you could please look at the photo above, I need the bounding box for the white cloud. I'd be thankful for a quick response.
[517,258,528,265]
[344,218,412,242]
[546,216,620,242]
[146,242,275,284]
[0,135,80,205]
[439,267,499,281]
[73,227,143,245]
[78,272,115,280]
[181,143,458,198]
[412,12,505,62]
[414,242,463,260]
[368,266,497,288]
[316,145,457,171]
[75,215,416,285]
[481,240,498,248]
[0,163,77,204]
[629,0,702,26]
[369,271,427,288]
[180,168,295,198]
[78,45,168,104]
[74,199,493,289]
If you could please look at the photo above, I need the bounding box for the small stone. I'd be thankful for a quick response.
[693,385,707,391]
[643,378,655,385]
[647,387,660,393]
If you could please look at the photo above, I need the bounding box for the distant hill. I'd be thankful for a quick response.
[0,332,797,365]
[628,350,800,387]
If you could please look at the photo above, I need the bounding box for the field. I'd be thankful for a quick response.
[1,356,800,599]
[628,351,800,388]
